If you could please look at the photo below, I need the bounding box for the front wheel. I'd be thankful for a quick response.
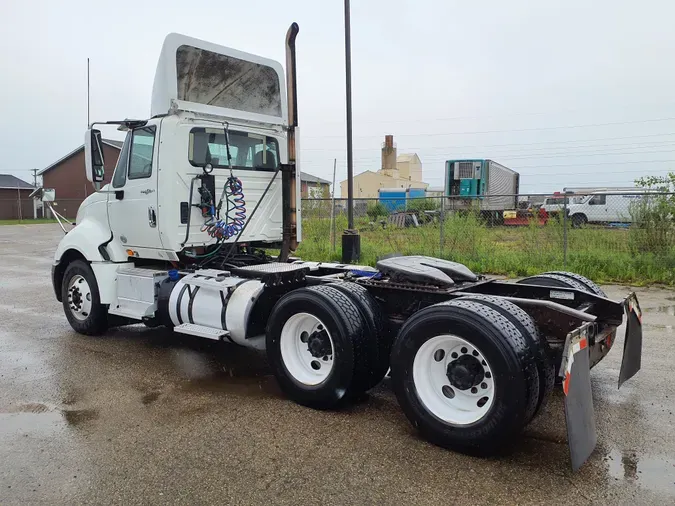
[571,213,587,228]
[61,260,108,335]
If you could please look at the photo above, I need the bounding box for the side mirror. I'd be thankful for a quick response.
[84,129,105,183]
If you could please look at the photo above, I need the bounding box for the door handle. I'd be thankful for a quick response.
[148,206,157,228]
[115,190,124,200]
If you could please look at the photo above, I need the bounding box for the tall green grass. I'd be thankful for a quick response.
[296,212,675,285]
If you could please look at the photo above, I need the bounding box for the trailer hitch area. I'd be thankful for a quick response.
[560,292,643,471]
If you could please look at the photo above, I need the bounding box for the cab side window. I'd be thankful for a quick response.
[589,195,606,205]
[112,134,131,188]
[128,126,156,180]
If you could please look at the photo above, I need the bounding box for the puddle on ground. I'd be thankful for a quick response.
[0,412,64,437]
[0,403,99,429]
[605,448,675,494]
[643,305,675,316]
[179,373,281,399]
[5,402,51,414]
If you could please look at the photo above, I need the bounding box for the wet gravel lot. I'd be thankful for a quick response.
[1,224,674,505]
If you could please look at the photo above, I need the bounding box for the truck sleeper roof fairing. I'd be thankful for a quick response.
[151,33,288,125]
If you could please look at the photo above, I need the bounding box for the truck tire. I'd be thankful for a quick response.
[390,300,540,455]
[456,295,555,422]
[517,273,589,292]
[542,271,606,297]
[522,272,613,370]
[329,282,390,390]
[266,285,371,409]
[571,213,587,228]
[61,260,108,336]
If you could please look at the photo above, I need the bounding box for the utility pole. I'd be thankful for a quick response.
[330,158,337,252]
[31,168,38,187]
[341,0,360,262]
[87,58,90,127]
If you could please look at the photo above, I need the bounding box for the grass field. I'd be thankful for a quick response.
[0,219,59,226]
[297,212,675,286]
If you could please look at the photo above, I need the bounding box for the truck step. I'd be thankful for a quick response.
[174,323,230,341]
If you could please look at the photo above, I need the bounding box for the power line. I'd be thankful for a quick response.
[304,147,675,166]
[519,168,672,178]
[307,102,675,126]
[301,132,675,152]
[302,117,675,139]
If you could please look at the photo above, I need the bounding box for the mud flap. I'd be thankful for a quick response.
[619,292,643,388]
[560,323,597,471]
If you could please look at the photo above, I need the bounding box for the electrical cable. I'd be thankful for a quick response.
[220,167,282,265]
[202,176,247,240]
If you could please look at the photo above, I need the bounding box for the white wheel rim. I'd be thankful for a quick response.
[280,313,334,386]
[413,334,495,425]
[67,274,93,321]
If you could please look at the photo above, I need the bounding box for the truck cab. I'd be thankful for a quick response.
[52,30,301,319]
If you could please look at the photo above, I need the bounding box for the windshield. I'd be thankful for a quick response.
[188,128,279,170]
[545,197,564,205]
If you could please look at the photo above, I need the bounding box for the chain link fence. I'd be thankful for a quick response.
[299,192,675,285]
[4,193,673,284]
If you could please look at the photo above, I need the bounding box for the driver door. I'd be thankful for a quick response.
[107,123,163,251]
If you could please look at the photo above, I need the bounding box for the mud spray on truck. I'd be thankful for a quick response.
[49,24,643,471]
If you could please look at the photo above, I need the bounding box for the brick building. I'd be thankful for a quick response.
[38,139,123,218]
[0,174,35,219]
[300,172,331,198]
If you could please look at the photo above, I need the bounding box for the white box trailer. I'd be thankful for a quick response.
[444,159,519,222]
[49,24,643,471]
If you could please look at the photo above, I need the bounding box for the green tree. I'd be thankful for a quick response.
[631,172,675,254]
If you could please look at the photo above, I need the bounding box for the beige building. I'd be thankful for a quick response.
[340,135,428,198]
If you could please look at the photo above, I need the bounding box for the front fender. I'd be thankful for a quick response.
[54,217,112,263]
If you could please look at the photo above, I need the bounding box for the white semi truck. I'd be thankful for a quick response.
[51,24,643,470]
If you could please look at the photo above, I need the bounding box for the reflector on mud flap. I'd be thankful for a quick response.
[560,322,597,471]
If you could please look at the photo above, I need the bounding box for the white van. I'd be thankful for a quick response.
[567,191,652,226]
[541,195,585,215]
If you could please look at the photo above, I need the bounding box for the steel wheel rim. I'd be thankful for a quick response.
[413,334,495,425]
[67,274,93,321]
[280,312,334,386]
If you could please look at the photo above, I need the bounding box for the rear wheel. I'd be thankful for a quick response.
[456,295,555,421]
[266,285,371,409]
[329,282,390,390]
[542,271,606,297]
[61,260,108,336]
[521,272,613,370]
[391,299,540,455]
[517,273,588,291]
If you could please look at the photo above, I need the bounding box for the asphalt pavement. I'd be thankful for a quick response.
[1,224,674,505]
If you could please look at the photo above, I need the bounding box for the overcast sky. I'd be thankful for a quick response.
[2,0,674,195]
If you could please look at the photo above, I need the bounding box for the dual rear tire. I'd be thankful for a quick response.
[267,272,603,456]
[390,298,546,455]
[265,284,389,410]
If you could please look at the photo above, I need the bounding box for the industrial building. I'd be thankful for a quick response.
[340,135,428,198]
